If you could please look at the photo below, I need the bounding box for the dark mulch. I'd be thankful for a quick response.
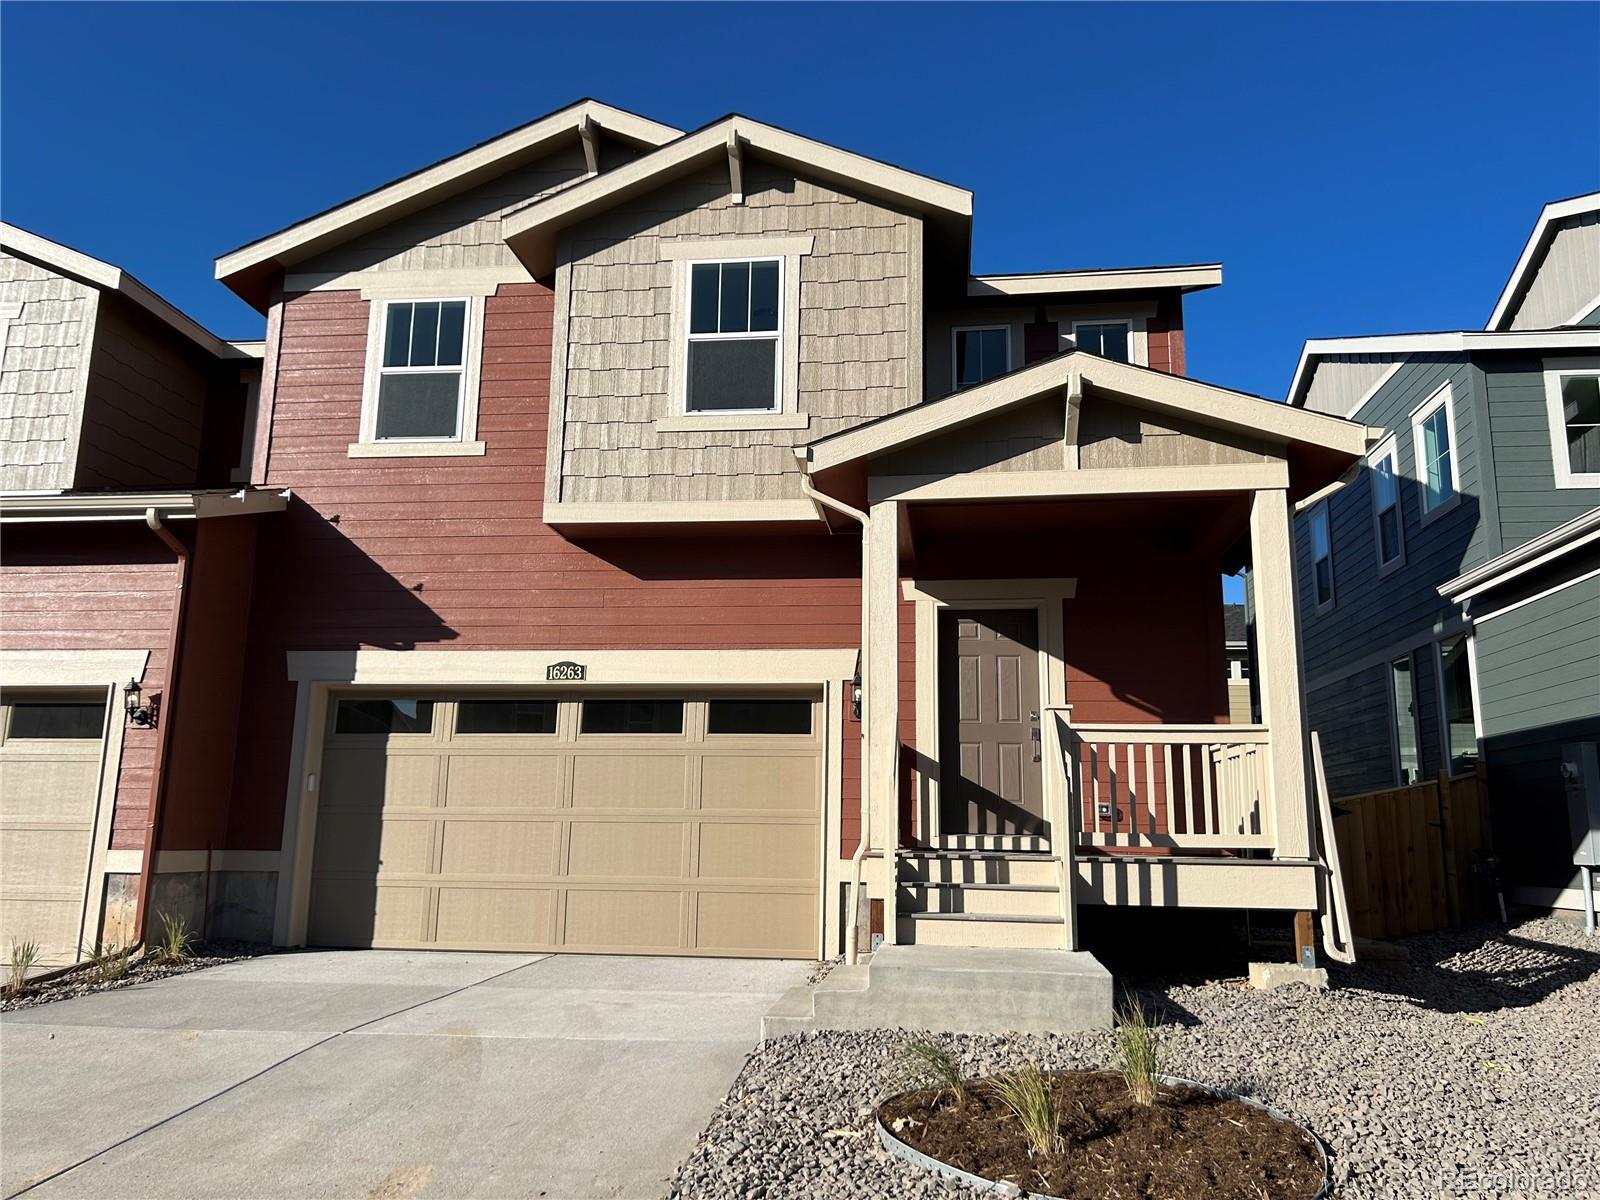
[878,1069,1326,1200]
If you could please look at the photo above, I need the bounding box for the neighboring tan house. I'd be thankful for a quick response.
[3,99,1371,968]
[1223,603,1253,724]
[0,224,284,965]
[1287,191,1600,916]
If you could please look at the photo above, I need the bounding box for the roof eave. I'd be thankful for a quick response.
[0,488,290,524]
[1485,192,1600,331]
[966,264,1223,300]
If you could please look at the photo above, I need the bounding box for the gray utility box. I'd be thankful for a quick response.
[1561,742,1600,867]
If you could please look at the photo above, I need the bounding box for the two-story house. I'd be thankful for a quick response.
[3,100,1370,979]
[1287,192,1600,917]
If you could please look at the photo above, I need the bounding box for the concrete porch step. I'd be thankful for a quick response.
[760,943,1111,1039]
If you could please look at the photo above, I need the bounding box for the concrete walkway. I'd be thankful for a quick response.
[0,951,808,1200]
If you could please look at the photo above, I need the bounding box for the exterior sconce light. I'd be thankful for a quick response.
[851,668,863,720]
[124,679,159,728]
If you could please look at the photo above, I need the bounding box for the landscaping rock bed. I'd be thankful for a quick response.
[0,940,274,1012]
[665,915,1600,1199]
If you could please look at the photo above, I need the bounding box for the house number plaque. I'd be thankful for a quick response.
[546,661,586,681]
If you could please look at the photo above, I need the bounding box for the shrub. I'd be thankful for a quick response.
[989,1063,1062,1157]
[85,941,131,985]
[1115,993,1165,1106]
[6,940,40,998]
[156,911,195,965]
[896,1037,967,1108]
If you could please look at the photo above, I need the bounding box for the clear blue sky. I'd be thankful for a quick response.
[3,1,1596,404]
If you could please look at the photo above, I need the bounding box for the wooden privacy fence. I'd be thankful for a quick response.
[1330,765,1496,941]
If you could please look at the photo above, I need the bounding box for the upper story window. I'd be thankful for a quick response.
[352,292,486,459]
[1542,357,1600,488]
[686,258,781,413]
[1411,384,1458,521]
[1369,436,1404,572]
[1309,502,1334,612]
[953,326,1010,390]
[1071,320,1131,363]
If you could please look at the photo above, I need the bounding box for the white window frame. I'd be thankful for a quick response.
[1433,633,1481,776]
[1541,355,1600,489]
[1410,382,1460,523]
[951,324,1012,391]
[1367,433,1405,575]
[682,256,783,416]
[1387,651,1423,786]
[660,236,812,433]
[1308,501,1335,613]
[350,290,487,459]
[1069,318,1136,364]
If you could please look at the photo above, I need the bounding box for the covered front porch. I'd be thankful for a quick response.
[800,350,1372,960]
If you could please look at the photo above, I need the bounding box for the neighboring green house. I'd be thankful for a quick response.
[1286,192,1600,914]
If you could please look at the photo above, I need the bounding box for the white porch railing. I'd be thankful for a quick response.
[1048,710,1276,851]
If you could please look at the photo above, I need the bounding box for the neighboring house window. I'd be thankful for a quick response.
[1411,385,1459,520]
[1368,436,1404,572]
[352,293,486,458]
[686,258,781,412]
[1389,654,1422,785]
[1072,321,1131,363]
[1542,357,1600,488]
[953,326,1010,390]
[1308,503,1334,611]
[1436,635,1479,774]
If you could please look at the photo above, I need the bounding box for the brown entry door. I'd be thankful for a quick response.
[938,609,1045,836]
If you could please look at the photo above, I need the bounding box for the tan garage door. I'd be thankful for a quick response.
[307,693,822,957]
[0,695,109,966]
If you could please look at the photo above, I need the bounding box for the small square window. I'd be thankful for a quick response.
[1073,322,1131,363]
[335,698,435,735]
[954,327,1009,389]
[707,698,812,736]
[1558,372,1600,477]
[580,699,684,735]
[6,702,105,740]
[455,699,558,735]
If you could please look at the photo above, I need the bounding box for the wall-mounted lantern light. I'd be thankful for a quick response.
[851,668,863,720]
[124,679,159,728]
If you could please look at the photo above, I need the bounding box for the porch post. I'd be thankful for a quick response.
[866,498,901,944]
[1249,487,1312,860]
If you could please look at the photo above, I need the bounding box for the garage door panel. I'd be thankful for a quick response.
[701,755,817,812]
[435,886,553,945]
[438,820,558,876]
[308,879,429,946]
[314,812,433,876]
[323,747,437,810]
[567,820,685,879]
[443,754,562,809]
[571,755,689,810]
[2,827,94,894]
[697,822,816,883]
[696,890,814,956]
[564,889,683,950]
[0,898,83,965]
[0,758,99,823]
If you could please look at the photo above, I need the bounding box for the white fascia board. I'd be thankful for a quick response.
[967,264,1222,298]
[1,223,249,361]
[215,100,683,284]
[1486,192,1600,331]
[502,116,972,277]
[0,488,290,523]
[1288,328,1600,407]
[806,351,1369,473]
[1441,505,1600,602]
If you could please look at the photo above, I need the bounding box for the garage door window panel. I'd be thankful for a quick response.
[334,698,435,736]
[5,702,105,740]
[706,698,813,736]
[580,699,684,735]
[455,699,558,735]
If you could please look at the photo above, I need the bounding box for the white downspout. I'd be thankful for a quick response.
[799,471,873,966]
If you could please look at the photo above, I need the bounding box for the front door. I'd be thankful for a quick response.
[937,609,1045,837]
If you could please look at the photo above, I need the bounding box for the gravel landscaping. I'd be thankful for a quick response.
[1,941,274,1012]
[666,915,1600,1199]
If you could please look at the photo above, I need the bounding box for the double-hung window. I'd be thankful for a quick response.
[1411,385,1458,520]
[953,326,1010,389]
[1389,654,1422,785]
[1072,320,1131,363]
[1542,358,1600,488]
[1369,437,1404,572]
[377,299,468,439]
[1436,635,1479,774]
[1308,502,1334,611]
[686,259,781,413]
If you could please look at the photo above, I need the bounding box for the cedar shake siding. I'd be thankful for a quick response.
[0,251,97,491]
[228,279,866,852]
[556,162,918,505]
[0,524,177,850]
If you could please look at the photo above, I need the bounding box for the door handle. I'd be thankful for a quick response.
[1031,723,1042,763]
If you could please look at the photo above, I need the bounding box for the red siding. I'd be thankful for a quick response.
[230,281,865,851]
[0,525,177,849]
[1147,296,1186,377]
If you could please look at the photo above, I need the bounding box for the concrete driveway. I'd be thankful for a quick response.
[0,951,809,1200]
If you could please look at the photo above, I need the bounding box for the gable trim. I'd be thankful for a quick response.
[1486,191,1600,331]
